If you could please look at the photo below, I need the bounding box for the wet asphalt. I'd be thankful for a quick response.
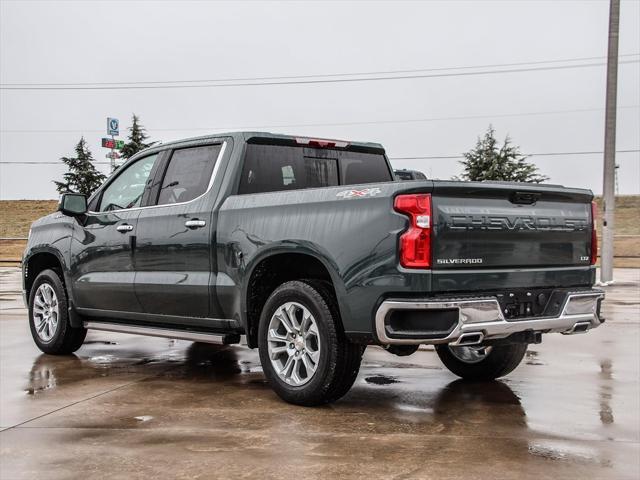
[0,267,638,479]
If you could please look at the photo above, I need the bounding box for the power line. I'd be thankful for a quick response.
[2,60,638,91]
[2,105,638,133]
[0,161,113,165]
[2,53,638,88]
[390,149,640,161]
[2,149,638,165]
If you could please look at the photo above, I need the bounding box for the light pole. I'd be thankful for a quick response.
[600,0,620,284]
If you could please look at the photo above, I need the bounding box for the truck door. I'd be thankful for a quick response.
[133,142,227,326]
[70,153,161,313]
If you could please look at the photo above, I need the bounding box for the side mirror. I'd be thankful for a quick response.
[58,193,88,216]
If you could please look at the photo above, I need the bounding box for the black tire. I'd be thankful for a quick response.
[435,343,527,381]
[28,269,87,355]
[258,280,364,406]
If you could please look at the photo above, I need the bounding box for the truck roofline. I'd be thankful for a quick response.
[127,131,385,162]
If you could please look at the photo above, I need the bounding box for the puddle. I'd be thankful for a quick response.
[26,364,57,394]
[395,404,433,414]
[364,375,399,385]
[528,442,613,467]
[88,355,118,365]
[134,415,154,422]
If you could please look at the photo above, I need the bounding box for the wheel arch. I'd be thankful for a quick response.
[23,248,83,328]
[242,245,348,348]
[24,248,67,299]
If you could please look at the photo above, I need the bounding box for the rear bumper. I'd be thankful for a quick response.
[375,290,605,345]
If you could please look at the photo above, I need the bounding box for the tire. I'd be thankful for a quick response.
[258,280,364,406]
[28,269,87,355]
[435,343,527,381]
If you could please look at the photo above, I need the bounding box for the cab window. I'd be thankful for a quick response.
[156,145,222,205]
[239,144,390,195]
[98,154,159,212]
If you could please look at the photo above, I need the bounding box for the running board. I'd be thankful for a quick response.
[83,322,240,345]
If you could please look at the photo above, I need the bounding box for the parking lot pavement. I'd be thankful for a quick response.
[0,268,638,479]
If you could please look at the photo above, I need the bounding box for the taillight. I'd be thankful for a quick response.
[394,194,432,268]
[591,201,598,265]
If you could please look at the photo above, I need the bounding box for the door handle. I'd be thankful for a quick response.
[185,219,206,228]
[116,224,134,233]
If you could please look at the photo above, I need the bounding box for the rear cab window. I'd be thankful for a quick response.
[238,140,392,195]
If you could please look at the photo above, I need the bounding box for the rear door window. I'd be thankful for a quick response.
[157,144,222,205]
[238,144,390,195]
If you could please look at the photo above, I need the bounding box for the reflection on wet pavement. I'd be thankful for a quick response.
[1,267,639,479]
[599,358,615,425]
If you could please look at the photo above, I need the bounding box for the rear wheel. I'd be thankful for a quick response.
[435,343,527,380]
[258,280,363,406]
[28,269,86,355]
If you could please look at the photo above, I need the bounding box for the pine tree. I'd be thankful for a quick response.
[460,125,548,183]
[54,137,106,196]
[120,114,155,160]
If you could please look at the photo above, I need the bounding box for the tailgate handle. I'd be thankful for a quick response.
[510,192,540,205]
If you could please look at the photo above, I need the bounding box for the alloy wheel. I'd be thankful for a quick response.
[33,283,59,342]
[267,301,321,386]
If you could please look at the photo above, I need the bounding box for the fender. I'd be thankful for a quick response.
[240,241,351,330]
[23,241,83,328]
[23,246,69,290]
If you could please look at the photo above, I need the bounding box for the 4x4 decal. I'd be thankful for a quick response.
[336,187,382,199]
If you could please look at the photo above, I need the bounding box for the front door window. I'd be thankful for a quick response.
[99,154,159,211]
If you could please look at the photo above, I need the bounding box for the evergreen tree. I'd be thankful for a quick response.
[460,125,548,183]
[120,114,155,160]
[54,137,106,196]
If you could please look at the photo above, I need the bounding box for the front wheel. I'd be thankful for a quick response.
[258,280,363,406]
[435,343,527,380]
[28,269,87,355]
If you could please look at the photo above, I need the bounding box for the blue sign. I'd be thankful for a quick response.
[107,117,119,136]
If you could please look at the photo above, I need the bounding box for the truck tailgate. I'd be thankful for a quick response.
[430,182,594,269]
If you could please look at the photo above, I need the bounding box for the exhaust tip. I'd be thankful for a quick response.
[563,321,591,335]
[453,332,484,346]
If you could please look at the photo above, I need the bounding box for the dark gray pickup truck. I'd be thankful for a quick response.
[23,132,604,405]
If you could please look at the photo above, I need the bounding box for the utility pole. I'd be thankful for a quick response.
[601,0,620,284]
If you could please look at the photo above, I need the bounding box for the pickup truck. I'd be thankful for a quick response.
[23,132,604,406]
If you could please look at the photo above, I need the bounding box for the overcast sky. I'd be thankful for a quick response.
[1,0,639,199]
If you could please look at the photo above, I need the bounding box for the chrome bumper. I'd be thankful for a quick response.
[375,290,605,345]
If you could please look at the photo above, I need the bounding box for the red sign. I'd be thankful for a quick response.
[102,138,125,150]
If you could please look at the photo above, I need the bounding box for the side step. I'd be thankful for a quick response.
[83,322,240,345]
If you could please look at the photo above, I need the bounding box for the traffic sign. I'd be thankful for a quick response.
[105,151,121,159]
[102,138,125,149]
[107,117,119,136]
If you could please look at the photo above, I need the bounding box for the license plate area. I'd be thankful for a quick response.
[495,289,561,320]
